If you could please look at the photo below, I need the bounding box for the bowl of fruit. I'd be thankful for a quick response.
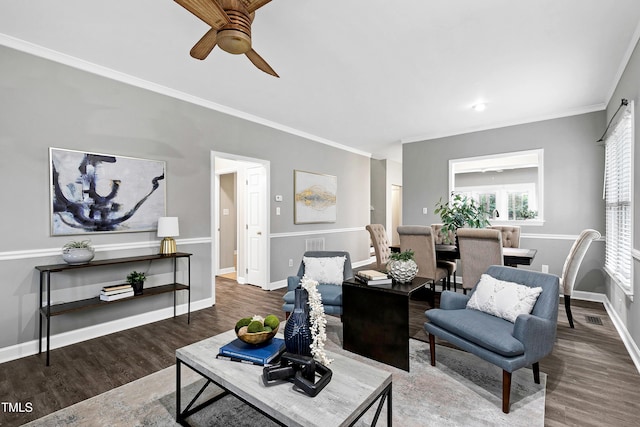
[235,314,280,345]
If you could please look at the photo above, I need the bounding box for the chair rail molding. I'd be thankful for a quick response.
[0,237,211,261]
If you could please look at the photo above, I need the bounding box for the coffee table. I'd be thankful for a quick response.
[342,277,428,371]
[176,329,392,426]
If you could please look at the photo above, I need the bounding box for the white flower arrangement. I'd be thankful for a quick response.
[300,275,333,366]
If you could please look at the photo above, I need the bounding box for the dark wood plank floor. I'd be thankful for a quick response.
[1,274,639,426]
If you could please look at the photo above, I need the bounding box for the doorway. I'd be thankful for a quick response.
[212,152,270,296]
[391,185,402,245]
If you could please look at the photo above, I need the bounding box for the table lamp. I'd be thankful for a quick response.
[158,217,179,255]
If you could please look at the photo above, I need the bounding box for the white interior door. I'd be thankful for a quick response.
[246,165,267,287]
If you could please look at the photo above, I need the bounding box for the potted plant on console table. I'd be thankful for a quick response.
[127,271,146,296]
[434,193,491,245]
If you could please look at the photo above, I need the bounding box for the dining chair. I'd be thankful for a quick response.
[457,228,504,292]
[560,229,601,328]
[397,225,449,306]
[366,224,391,271]
[489,225,521,248]
[431,224,458,291]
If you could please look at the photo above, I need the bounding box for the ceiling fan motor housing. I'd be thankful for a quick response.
[217,5,254,54]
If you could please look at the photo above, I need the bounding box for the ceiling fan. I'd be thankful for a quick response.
[174,0,279,77]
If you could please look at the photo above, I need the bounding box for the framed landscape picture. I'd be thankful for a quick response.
[49,148,166,236]
[294,170,337,224]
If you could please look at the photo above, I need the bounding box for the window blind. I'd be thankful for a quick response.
[604,102,634,290]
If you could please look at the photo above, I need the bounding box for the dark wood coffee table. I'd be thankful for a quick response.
[342,277,428,371]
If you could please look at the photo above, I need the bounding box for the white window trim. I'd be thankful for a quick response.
[604,101,634,296]
[449,149,544,225]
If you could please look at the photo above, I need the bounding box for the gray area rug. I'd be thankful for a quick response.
[24,319,545,426]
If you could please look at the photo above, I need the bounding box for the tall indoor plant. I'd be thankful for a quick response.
[434,193,491,243]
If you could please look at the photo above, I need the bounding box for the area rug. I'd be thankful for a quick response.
[24,319,545,427]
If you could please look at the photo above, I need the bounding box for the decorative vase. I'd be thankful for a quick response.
[388,259,418,283]
[62,248,95,265]
[283,287,312,356]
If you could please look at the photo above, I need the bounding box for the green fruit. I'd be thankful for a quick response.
[235,317,252,331]
[264,314,280,329]
[247,320,264,333]
[263,326,273,332]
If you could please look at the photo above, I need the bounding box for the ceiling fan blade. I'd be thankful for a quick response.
[241,0,272,13]
[174,0,230,29]
[245,49,279,77]
[190,29,218,60]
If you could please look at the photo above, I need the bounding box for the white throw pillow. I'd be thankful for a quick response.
[303,256,346,285]
[466,274,543,323]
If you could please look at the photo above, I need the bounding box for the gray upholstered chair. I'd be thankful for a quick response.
[431,224,458,291]
[366,224,391,270]
[282,251,353,317]
[425,265,559,413]
[560,229,601,328]
[457,227,503,292]
[490,225,521,248]
[397,225,449,305]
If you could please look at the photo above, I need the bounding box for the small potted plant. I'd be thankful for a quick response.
[434,193,491,244]
[127,271,146,296]
[387,249,418,283]
[61,239,95,265]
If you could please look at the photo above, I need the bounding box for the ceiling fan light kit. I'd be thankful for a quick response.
[175,0,279,77]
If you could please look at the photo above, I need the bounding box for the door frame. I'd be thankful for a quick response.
[211,152,271,299]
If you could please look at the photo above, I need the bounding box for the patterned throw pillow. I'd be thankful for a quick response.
[466,274,543,323]
[303,256,346,285]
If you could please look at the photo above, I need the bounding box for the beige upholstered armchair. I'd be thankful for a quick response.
[490,225,521,248]
[366,224,391,270]
[560,229,601,328]
[457,228,503,292]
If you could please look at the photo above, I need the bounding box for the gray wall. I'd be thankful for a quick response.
[0,45,370,352]
[403,111,606,295]
[606,35,640,347]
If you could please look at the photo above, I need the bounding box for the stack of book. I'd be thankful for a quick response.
[100,284,134,301]
[217,337,286,366]
[355,270,393,287]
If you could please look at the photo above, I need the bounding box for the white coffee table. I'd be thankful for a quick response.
[176,329,392,426]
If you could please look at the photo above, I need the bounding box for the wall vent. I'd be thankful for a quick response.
[585,315,603,325]
[305,238,325,252]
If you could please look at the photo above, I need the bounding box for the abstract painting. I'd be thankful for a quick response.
[294,170,337,224]
[50,148,166,235]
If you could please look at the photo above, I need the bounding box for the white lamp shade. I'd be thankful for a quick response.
[157,217,179,237]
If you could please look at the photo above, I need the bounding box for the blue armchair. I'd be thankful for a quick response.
[282,251,353,317]
[424,265,559,413]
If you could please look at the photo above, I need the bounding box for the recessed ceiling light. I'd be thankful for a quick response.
[472,103,487,112]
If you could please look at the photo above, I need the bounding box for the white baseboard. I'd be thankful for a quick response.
[268,279,287,290]
[573,291,640,374]
[218,267,236,275]
[602,298,640,374]
[0,298,213,365]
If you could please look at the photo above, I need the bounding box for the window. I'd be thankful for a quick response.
[604,102,634,293]
[449,149,544,225]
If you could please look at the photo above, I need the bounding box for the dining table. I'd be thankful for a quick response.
[389,244,537,266]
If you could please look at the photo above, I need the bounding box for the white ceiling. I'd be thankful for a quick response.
[2,1,640,161]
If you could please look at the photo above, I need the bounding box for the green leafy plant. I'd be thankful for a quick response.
[390,249,415,262]
[434,193,491,242]
[62,239,93,250]
[126,271,146,284]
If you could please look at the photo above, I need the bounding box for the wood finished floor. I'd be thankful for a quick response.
[1,273,639,426]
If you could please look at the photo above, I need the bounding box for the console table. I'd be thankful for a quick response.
[342,276,428,371]
[35,252,192,366]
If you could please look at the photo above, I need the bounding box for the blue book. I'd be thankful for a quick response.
[217,337,286,365]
